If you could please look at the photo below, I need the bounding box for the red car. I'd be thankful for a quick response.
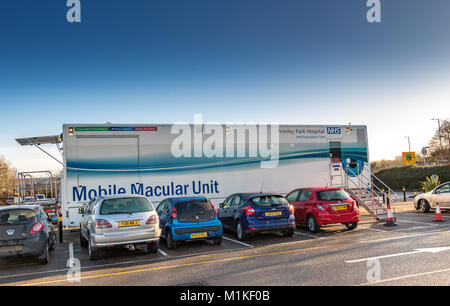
[285,187,360,233]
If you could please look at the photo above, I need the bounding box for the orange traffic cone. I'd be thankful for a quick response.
[384,199,397,226]
[433,203,446,222]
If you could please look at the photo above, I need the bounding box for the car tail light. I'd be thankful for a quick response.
[146,215,157,225]
[242,205,255,216]
[95,219,112,229]
[170,206,177,219]
[30,222,43,235]
[175,229,182,234]
[210,201,218,215]
[289,204,295,214]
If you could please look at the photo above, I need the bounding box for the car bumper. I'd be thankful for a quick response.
[245,216,296,234]
[0,235,46,257]
[171,224,223,241]
[91,228,161,247]
[315,210,360,226]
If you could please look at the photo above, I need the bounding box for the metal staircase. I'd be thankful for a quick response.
[330,162,397,221]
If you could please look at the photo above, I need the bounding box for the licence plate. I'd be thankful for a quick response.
[265,211,282,217]
[118,220,140,227]
[0,245,23,253]
[190,232,208,238]
[333,205,348,211]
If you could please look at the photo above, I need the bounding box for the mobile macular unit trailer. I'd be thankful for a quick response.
[17,123,395,227]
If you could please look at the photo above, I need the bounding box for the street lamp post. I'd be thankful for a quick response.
[405,136,411,152]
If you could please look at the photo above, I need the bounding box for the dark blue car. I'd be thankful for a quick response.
[218,193,296,241]
[156,197,223,249]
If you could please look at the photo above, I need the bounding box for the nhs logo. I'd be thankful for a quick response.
[327,127,341,135]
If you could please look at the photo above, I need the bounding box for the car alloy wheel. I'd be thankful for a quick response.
[307,216,319,233]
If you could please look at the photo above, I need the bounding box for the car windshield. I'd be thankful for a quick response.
[100,197,154,215]
[0,209,36,225]
[317,189,350,201]
[176,200,215,222]
[251,195,288,206]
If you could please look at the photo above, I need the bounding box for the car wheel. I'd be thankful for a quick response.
[145,240,159,254]
[212,236,222,245]
[80,230,88,248]
[420,200,430,213]
[166,230,177,250]
[282,228,295,237]
[235,221,248,241]
[344,222,358,230]
[38,243,49,264]
[307,215,320,233]
[49,232,57,251]
[88,236,101,260]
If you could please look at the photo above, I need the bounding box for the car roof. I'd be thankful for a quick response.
[166,196,208,204]
[97,194,147,200]
[0,205,40,212]
[234,192,283,200]
[295,187,342,192]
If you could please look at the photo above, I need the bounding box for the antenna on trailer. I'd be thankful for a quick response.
[260,181,264,193]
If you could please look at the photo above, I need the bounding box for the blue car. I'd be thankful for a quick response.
[218,193,296,241]
[156,197,223,249]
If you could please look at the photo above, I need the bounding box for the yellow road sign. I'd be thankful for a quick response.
[402,152,416,165]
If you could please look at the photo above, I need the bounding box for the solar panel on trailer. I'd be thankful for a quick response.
[15,135,62,146]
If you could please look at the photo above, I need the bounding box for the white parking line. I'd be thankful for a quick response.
[294,231,321,239]
[158,249,168,257]
[358,267,450,286]
[222,236,253,248]
[68,241,74,260]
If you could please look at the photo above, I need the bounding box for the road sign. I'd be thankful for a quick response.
[402,152,416,165]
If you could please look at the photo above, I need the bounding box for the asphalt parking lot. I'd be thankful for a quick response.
[2,204,450,286]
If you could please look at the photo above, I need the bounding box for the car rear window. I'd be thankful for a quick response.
[100,197,154,215]
[176,201,215,222]
[317,189,350,201]
[251,195,288,207]
[0,209,37,225]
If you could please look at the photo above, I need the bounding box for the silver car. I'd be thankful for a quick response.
[414,181,450,213]
[79,195,161,260]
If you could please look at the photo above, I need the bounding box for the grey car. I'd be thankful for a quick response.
[414,181,450,212]
[79,195,161,260]
[0,205,57,264]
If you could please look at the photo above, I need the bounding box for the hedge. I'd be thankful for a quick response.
[373,164,450,190]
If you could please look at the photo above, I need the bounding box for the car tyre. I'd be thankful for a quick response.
[212,236,222,245]
[49,232,57,251]
[166,230,177,250]
[88,236,101,260]
[420,200,430,213]
[235,221,248,241]
[282,228,295,237]
[344,222,358,230]
[145,240,159,254]
[38,242,49,264]
[307,215,320,233]
[80,230,88,248]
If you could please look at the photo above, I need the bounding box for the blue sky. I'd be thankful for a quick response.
[0,0,449,171]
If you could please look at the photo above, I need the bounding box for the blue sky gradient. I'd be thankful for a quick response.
[0,0,449,171]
